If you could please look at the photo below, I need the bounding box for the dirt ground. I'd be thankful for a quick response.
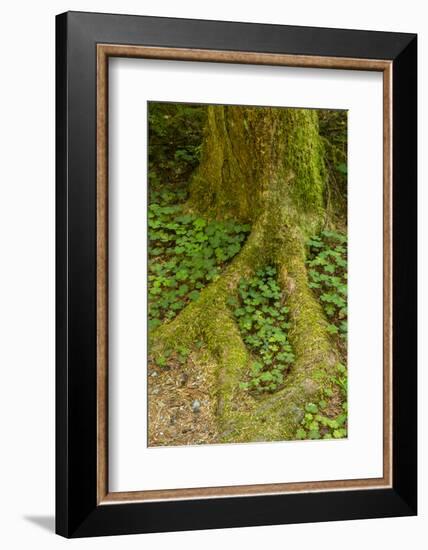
[148,351,219,447]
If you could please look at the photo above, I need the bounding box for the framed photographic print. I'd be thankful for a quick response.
[56,11,417,538]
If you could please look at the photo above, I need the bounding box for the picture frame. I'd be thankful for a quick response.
[56,11,417,538]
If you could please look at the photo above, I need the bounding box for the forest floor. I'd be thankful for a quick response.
[148,349,219,446]
[146,188,348,445]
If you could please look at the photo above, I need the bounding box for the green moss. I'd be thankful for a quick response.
[189,106,260,222]
[151,195,341,440]
[189,105,326,225]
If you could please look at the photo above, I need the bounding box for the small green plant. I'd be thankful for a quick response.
[307,230,347,353]
[295,363,348,440]
[149,344,192,370]
[331,362,348,398]
[156,354,168,368]
[231,266,295,394]
[148,190,251,330]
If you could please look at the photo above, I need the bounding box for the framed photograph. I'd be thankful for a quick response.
[56,11,417,538]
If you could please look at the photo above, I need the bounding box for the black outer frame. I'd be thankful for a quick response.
[56,11,417,538]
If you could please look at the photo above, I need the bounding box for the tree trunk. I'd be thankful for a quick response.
[152,105,340,442]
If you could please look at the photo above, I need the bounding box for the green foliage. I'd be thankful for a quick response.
[148,190,250,330]
[295,363,348,440]
[336,163,347,176]
[148,102,206,186]
[297,231,348,442]
[307,230,347,350]
[151,345,191,370]
[232,267,295,394]
[331,362,348,398]
[318,110,348,218]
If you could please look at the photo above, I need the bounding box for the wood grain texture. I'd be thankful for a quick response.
[99,44,391,71]
[97,46,108,504]
[383,63,393,487]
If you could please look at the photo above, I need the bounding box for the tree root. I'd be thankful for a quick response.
[150,221,340,443]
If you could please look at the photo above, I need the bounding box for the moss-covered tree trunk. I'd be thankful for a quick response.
[153,105,340,442]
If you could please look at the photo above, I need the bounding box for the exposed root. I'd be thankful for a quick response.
[150,220,266,353]
[150,216,340,444]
